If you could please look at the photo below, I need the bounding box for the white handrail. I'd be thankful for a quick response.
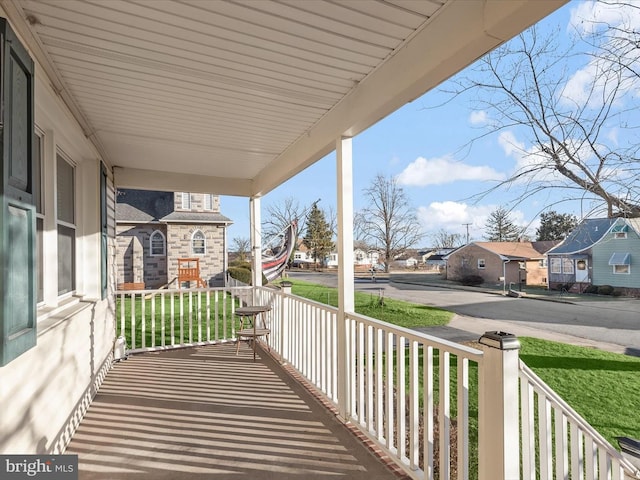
[519,360,640,479]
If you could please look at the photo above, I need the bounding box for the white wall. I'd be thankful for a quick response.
[0,12,116,454]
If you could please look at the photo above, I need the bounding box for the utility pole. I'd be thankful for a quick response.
[462,223,471,244]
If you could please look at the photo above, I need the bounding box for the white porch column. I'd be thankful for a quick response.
[336,136,355,421]
[250,196,263,289]
[478,331,521,480]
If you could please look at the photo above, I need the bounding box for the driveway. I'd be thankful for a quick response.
[287,271,640,356]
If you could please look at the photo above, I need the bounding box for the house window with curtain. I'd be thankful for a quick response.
[192,230,205,255]
[561,258,574,274]
[550,258,562,274]
[150,230,166,256]
[181,192,191,210]
[57,154,76,295]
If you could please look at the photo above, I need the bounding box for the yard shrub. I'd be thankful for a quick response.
[583,285,598,294]
[460,275,484,286]
[597,285,614,295]
[612,289,623,297]
[227,266,251,284]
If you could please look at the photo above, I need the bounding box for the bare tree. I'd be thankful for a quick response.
[231,237,250,262]
[442,19,640,217]
[262,196,306,240]
[430,229,464,249]
[357,174,423,272]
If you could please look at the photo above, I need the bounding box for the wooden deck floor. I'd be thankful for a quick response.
[66,342,399,479]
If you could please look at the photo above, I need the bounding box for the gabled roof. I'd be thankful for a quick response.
[444,241,555,261]
[474,242,547,260]
[547,218,619,255]
[116,189,231,224]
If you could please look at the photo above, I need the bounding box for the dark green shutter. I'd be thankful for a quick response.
[100,163,108,299]
[0,18,36,366]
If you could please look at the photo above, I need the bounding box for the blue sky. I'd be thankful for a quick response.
[221,1,632,247]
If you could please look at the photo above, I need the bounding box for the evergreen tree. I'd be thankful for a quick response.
[536,211,578,241]
[484,207,521,242]
[303,204,333,268]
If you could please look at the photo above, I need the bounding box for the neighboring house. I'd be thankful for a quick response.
[116,189,232,288]
[420,248,455,271]
[547,217,640,294]
[392,255,419,268]
[445,241,558,287]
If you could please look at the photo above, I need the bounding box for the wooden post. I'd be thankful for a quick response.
[478,331,521,480]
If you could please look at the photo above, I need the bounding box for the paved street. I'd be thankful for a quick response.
[288,271,640,356]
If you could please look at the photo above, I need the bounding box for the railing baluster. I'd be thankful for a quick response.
[385,330,394,451]
[140,293,146,349]
[366,325,374,434]
[457,355,469,480]
[160,292,165,347]
[425,345,434,480]
[150,293,156,348]
[556,409,568,480]
[409,340,419,470]
[521,379,535,480]
[439,350,450,480]
[130,292,136,350]
[539,397,553,480]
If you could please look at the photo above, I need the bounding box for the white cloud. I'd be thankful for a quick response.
[564,2,640,109]
[570,2,640,36]
[469,110,488,125]
[396,155,504,186]
[417,201,531,241]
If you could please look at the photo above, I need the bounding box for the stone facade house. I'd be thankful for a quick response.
[116,189,232,288]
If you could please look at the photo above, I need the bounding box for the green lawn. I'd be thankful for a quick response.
[286,279,453,328]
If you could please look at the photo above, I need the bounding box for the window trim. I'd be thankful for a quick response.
[613,264,630,274]
[191,229,206,255]
[204,194,213,210]
[181,192,191,210]
[149,230,166,256]
[56,153,76,296]
[477,258,486,269]
[550,257,562,274]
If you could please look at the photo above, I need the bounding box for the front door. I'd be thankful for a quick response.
[575,258,589,282]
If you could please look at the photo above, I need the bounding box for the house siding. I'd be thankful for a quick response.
[116,224,168,288]
[592,227,640,289]
[447,245,506,284]
[166,224,226,286]
[1,27,116,454]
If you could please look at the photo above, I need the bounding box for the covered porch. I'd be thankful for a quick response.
[4,1,635,479]
[66,342,400,479]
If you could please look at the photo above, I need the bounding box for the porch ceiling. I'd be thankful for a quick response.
[5,0,566,197]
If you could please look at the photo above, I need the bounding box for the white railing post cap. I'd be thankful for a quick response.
[478,331,521,350]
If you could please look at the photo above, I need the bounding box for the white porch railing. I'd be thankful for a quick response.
[116,285,252,353]
[519,361,639,480]
[115,285,640,480]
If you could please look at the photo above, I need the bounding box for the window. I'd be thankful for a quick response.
[204,194,213,210]
[35,133,44,304]
[561,258,574,274]
[181,192,191,210]
[614,232,627,239]
[538,259,547,268]
[192,230,205,255]
[550,258,562,274]
[609,252,630,275]
[477,259,486,269]
[150,230,166,256]
[57,155,76,295]
[614,264,630,274]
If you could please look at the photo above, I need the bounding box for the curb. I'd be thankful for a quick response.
[389,278,577,305]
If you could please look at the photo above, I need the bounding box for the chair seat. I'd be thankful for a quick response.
[237,328,270,337]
